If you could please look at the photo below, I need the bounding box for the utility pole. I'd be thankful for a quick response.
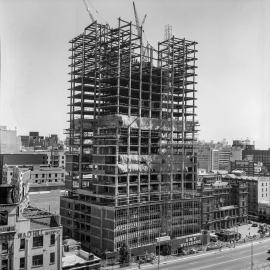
[157,231,160,270]
[250,237,254,270]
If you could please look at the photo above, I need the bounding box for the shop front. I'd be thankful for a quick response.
[171,233,202,255]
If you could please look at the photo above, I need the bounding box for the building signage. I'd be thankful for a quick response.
[0,226,15,233]
[155,236,171,242]
[177,236,201,248]
[18,229,60,239]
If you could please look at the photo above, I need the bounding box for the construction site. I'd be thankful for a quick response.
[60,3,200,257]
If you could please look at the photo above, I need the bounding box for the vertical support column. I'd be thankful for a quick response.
[181,38,186,199]
[192,42,197,190]
[148,47,153,202]
[170,37,175,202]
[158,43,163,204]
[69,39,75,193]
[115,19,122,207]
[169,37,175,237]
[180,39,187,237]
[79,30,86,189]
[117,18,121,115]
[127,22,132,205]
[138,25,143,203]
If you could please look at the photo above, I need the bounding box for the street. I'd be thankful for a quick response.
[139,238,270,270]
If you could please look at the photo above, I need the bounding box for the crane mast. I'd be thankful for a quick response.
[82,0,95,23]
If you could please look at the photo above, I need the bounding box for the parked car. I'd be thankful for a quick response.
[252,223,258,227]
[189,248,198,254]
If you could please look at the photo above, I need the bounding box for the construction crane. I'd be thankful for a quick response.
[132,1,147,38]
[82,0,95,23]
[132,1,151,61]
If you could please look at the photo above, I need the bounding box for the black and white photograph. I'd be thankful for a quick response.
[0,0,270,269]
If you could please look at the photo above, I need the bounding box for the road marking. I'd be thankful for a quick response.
[127,238,270,270]
[191,251,266,270]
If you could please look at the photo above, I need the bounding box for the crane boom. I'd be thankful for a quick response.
[141,14,147,26]
[82,0,95,23]
[132,1,141,36]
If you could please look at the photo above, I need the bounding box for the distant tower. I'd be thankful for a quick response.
[164,24,172,40]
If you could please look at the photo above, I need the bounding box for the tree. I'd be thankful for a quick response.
[118,243,130,266]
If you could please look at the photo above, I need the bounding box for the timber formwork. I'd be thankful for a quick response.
[61,18,200,255]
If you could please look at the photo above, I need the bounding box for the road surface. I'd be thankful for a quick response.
[142,239,270,270]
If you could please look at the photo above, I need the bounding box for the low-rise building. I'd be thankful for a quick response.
[258,202,270,222]
[0,153,48,184]
[197,173,248,231]
[0,184,62,270]
[222,173,270,219]
[3,164,65,214]
[62,239,101,270]
[0,126,21,154]
[231,160,255,176]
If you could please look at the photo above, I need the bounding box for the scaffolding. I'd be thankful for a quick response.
[63,18,199,254]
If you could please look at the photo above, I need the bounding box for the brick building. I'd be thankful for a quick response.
[197,174,248,231]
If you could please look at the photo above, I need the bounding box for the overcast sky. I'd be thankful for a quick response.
[0,0,269,148]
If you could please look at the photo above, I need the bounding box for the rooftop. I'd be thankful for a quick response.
[224,174,270,182]
[22,206,60,229]
[62,239,100,269]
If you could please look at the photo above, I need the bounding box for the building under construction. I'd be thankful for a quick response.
[60,18,200,256]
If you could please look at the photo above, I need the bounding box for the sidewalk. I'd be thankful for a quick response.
[102,236,270,270]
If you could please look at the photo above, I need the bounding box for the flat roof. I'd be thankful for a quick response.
[23,206,60,229]
[62,252,100,268]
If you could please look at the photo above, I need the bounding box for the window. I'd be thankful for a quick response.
[50,252,55,264]
[2,259,8,270]
[50,234,55,245]
[35,174,38,178]
[19,257,25,269]
[49,173,51,178]
[33,236,43,248]
[0,211,8,226]
[61,173,64,177]
[20,239,25,250]
[32,255,43,267]
[42,174,45,178]
[55,173,57,177]
[2,242,8,253]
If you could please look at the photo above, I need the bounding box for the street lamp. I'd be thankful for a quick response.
[250,236,254,270]
[157,232,161,270]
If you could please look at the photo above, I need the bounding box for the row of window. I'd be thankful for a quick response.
[19,253,55,269]
[34,179,60,183]
[20,234,55,250]
[35,173,64,178]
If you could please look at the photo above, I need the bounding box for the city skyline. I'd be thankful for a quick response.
[0,0,270,148]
